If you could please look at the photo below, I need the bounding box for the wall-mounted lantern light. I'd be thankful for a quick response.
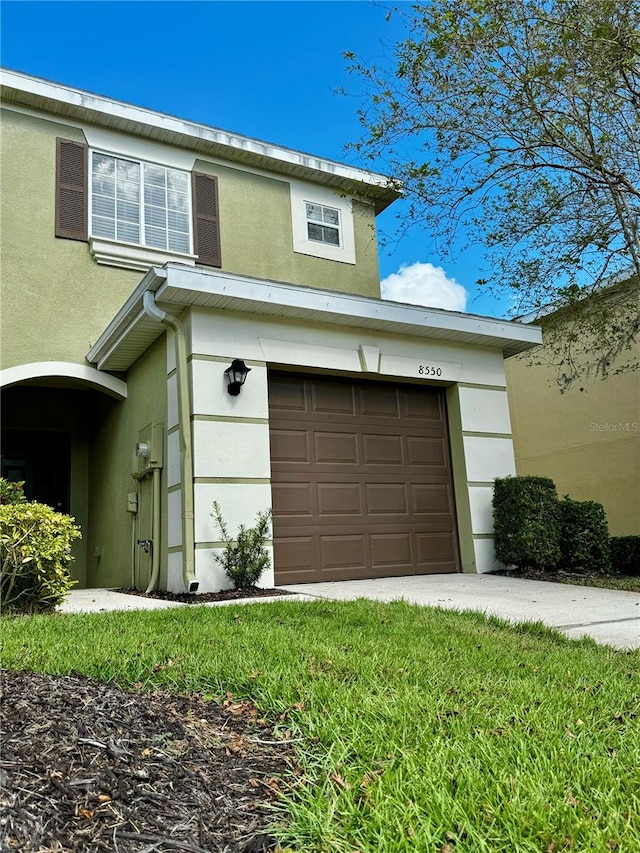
[224,358,251,396]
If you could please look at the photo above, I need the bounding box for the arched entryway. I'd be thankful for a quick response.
[1,363,127,587]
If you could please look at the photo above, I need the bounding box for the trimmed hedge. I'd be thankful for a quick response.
[493,476,561,570]
[0,502,80,613]
[559,497,611,574]
[610,536,640,576]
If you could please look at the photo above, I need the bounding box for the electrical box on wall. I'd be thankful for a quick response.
[134,424,164,474]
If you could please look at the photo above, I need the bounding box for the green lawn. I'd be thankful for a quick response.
[2,599,639,852]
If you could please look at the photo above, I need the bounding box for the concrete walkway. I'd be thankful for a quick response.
[59,575,640,650]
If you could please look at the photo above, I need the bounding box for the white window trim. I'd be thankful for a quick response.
[88,149,194,271]
[290,180,356,264]
[89,236,197,272]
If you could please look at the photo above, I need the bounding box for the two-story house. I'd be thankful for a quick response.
[0,69,541,593]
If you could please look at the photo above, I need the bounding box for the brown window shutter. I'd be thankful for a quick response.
[192,172,221,267]
[55,138,88,241]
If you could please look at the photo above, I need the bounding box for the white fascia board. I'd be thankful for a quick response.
[86,268,167,368]
[88,266,542,371]
[157,265,542,350]
[0,69,397,204]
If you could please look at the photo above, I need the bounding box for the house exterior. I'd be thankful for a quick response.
[1,69,541,592]
[506,286,640,537]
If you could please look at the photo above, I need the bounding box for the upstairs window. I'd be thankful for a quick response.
[91,153,191,254]
[305,202,341,247]
[55,138,221,269]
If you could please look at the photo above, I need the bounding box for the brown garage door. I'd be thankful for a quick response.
[269,372,459,584]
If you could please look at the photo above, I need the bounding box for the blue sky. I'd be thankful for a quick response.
[1,0,504,317]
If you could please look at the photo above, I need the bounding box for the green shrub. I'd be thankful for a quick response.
[559,497,612,573]
[493,476,561,570]
[0,477,26,505]
[610,536,640,576]
[0,502,80,613]
[211,501,271,590]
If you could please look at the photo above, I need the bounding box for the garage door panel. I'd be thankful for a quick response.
[411,484,453,514]
[314,432,359,464]
[406,436,446,466]
[320,534,367,570]
[270,430,310,463]
[403,391,443,421]
[271,482,314,516]
[317,482,362,516]
[270,373,458,582]
[416,532,457,563]
[370,533,413,567]
[269,376,307,412]
[359,384,401,418]
[275,536,317,571]
[311,381,355,415]
[365,483,408,515]
[362,434,404,466]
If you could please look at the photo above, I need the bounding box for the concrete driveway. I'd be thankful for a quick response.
[282,574,640,651]
[60,575,639,650]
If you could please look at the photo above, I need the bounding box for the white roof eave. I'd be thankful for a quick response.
[0,68,399,211]
[87,264,542,372]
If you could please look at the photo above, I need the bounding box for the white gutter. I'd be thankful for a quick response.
[142,291,198,594]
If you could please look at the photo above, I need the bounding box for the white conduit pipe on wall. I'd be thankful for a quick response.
[145,466,162,594]
[142,291,199,593]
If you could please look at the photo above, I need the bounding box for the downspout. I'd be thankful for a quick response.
[145,466,162,594]
[142,291,199,593]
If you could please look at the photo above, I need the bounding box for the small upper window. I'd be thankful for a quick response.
[91,152,191,254]
[306,202,341,247]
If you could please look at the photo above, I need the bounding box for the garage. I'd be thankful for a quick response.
[269,372,459,584]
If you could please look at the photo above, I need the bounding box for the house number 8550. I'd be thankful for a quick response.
[418,365,442,377]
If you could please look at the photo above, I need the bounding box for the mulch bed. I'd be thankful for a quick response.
[114,588,292,605]
[0,669,296,852]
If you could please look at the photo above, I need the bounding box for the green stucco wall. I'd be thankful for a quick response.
[0,109,142,370]
[86,335,168,588]
[194,159,381,297]
[506,350,640,536]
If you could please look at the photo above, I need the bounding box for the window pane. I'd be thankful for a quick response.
[144,164,166,186]
[145,205,167,228]
[92,153,114,177]
[306,202,323,222]
[117,221,139,243]
[93,174,115,197]
[168,210,189,232]
[145,226,167,249]
[322,225,340,245]
[117,200,140,223]
[144,185,166,207]
[168,170,188,192]
[117,160,140,184]
[167,190,188,212]
[93,195,115,218]
[307,222,340,246]
[92,216,115,239]
[322,207,340,226]
[307,222,324,242]
[169,231,190,253]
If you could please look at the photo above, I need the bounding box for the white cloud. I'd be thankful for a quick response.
[380,262,468,312]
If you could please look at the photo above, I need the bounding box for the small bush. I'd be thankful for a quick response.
[1,502,81,613]
[559,497,612,573]
[493,476,561,570]
[0,477,26,505]
[610,536,640,576]
[211,502,271,590]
